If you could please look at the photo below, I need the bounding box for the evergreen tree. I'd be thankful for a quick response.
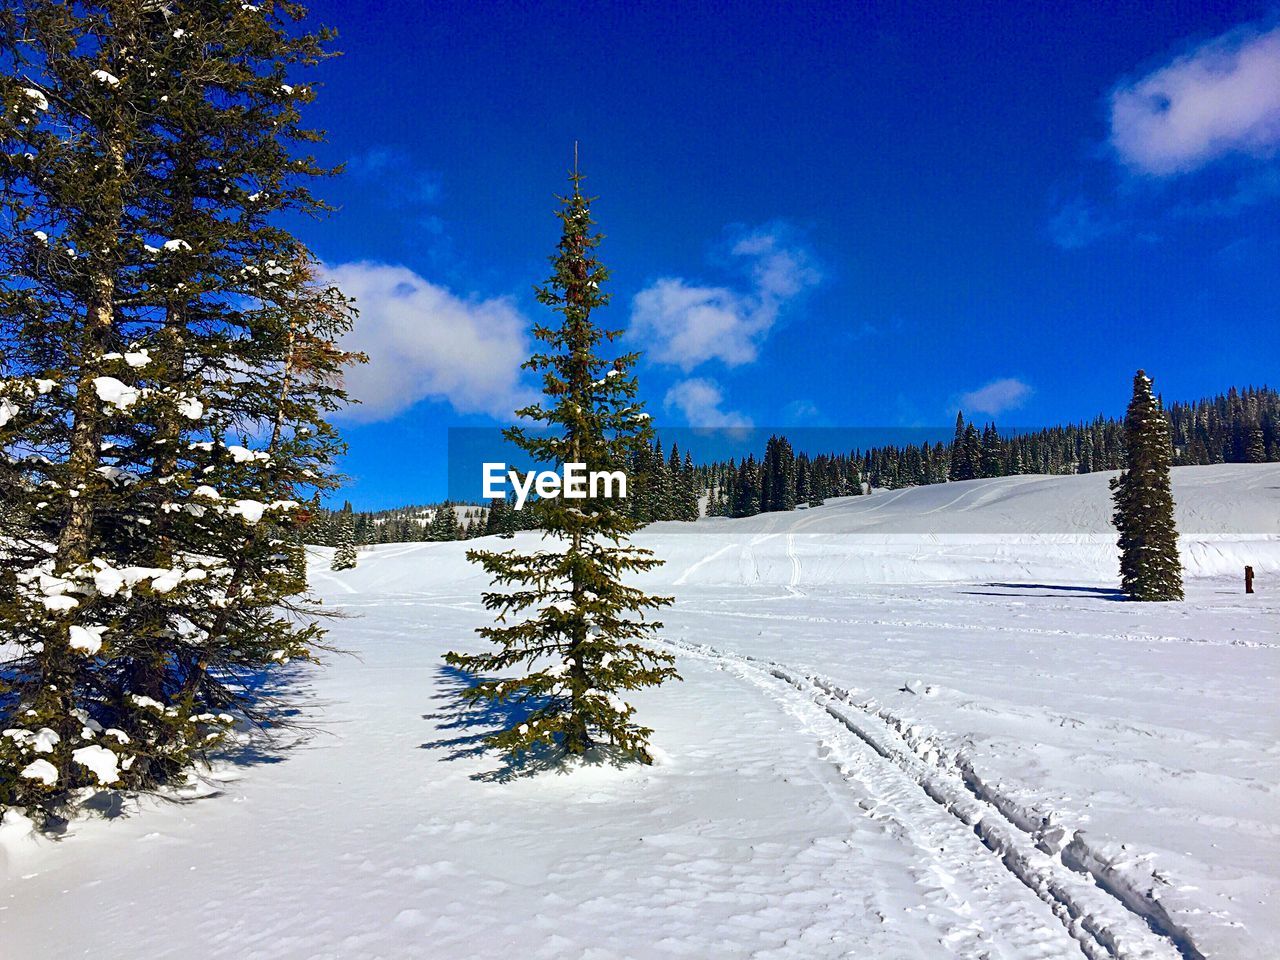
[445,168,677,766]
[0,0,356,815]
[762,434,797,511]
[807,455,827,507]
[980,424,1004,478]
[1110,371,1184,601]
[428,501,458,541]
[484,494,517,538]
[679,451,700,520]
[331,517,358,571]
[733,455,762,517]
[947,411,967,480]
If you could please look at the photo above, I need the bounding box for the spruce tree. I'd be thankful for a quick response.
[980,424,1004,478]
[948,411,967,480]
[679,451,699,520]
[484,495,517,538]
[428,501,457,541]
[1110,371,1184,601]
[0,0,356,815]
[331,516,358,571]
[445,169,677,766]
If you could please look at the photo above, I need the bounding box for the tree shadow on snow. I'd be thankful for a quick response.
[79,662,339,824]
[960,582,1127,602]
[421,664,634,783]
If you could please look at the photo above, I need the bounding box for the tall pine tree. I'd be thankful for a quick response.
[445,167,677,766]
[0,0,357,815]
[1110,371,1184,601]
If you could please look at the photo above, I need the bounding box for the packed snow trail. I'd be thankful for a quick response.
[663,638,1197,960]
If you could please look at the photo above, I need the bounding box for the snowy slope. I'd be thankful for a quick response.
[682,463,1280,535]
[3,464,1278,959]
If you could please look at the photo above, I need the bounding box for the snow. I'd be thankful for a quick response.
[2,464,1278,958]
[0,808,37,866]
[91,376,139,410]
[229,499,267,523]
[68,625,106,655]
[71,745,120,786]
[226,445,269,463]
[162,239,191,252]
[0,398,17,427]
[22,87,48,111]
[176,397,203,420]
[90,69,120,87]
[4,728,59,753]
[18,759,57,785]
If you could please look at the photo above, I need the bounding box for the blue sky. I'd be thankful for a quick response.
[292,0,1280,508]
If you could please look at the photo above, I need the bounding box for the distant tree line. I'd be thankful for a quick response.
[311,385,1279,544]
[700,436,867,518]
[307,501,504,547]
[862,385,1278,490]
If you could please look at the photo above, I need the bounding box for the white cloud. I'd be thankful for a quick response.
[326,261,534,422]
[663,378,753,428]
[629,227,821,371]
[958,378,1032,416]
[1110,26,1280,176]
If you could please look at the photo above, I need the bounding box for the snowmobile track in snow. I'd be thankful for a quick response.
[665,638,1205,960]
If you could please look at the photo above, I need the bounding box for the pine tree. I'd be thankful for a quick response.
[331,515,358,571]
[679,451,700,520]
[444,168,677,766]
[807,455,827,507]
[733,455,763,517]
[428,501,458,541]
[0,0,357,814]
[484,494,519,538]
[980,424,1004,478]
[947,411,967,480]
[1110,371,1184,601]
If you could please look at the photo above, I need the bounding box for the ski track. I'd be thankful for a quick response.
[665,638,1204,960]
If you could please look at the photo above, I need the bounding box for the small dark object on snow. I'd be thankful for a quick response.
[1245,565,1255,594]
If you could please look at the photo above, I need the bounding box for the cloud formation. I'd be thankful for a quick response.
[347,146,443,205]
[1110,26,1280,176]
[663,378,753,428]
[326,261,533,422]
[630,226,821,371]
[1047,197,1122,250]
[958,378,1032,416]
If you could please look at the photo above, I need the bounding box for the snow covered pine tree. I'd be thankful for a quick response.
[0,1,359,818]
[331,517,358,571]
[445,168,677,766]
[1110,370,1184,601]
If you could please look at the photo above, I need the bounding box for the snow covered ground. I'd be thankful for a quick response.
[3,464,1278,959]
